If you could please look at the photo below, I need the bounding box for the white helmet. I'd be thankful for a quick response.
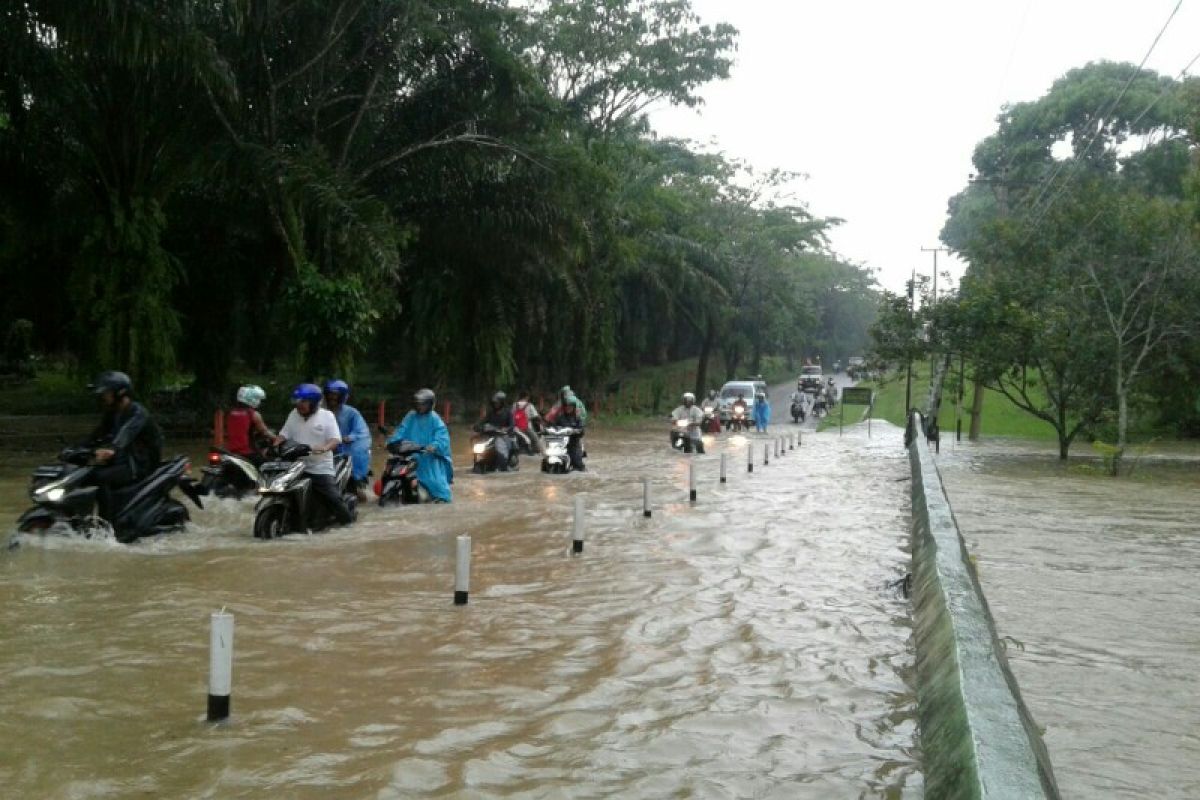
[237,384,266,409]
[682,392,696,404]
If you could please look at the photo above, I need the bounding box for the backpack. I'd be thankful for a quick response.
[513,403,529,431]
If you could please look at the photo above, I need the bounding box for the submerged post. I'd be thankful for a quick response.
[747,443,754,473]
[642,477,651,518]
[720,453,727,484]
[764,441,769,466]
[688,460,697,502]
[454,535,471,605]
[207,609,234,722]
[572,496,585,554]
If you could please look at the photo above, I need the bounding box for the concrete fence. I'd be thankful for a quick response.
[908,412,1060,800]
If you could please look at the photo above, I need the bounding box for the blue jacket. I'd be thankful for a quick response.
[753,398,771,425]
[387,410,454,502]
[333,403,372,480]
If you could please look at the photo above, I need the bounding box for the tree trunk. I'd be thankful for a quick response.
[1114,365,1127,477]
[1058,436,1070,461]
[694,316,715,398]
[968,375,985,440]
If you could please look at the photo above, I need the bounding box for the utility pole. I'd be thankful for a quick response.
[920,246,948,306]
[904,267,914,418]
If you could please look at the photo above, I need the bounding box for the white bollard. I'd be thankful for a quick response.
[207,609,234,722]
[789,434,795,451]
[688,460,697,502]
[747,443,754,473]
[572,495,585,554]
[642,477,652,518]
[764,440,770,466]
[455,534,471,605]
[720,453,727,484]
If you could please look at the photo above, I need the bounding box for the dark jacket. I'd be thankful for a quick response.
[480,406,514,430]
[88,401,163,477]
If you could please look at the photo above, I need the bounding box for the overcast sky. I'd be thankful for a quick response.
[648,0,1200,294]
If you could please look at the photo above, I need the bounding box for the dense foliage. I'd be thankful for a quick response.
[0,0,878,402]
[873,61,1200,468]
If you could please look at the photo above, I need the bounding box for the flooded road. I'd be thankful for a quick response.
[0,417,919,798]
[936,440,1200,799]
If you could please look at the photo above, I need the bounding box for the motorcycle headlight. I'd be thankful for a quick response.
[34,476,71,504]
[675,419,688,428]
[472,443,487,455]
[259,461,304,493]
[44,486,65,503]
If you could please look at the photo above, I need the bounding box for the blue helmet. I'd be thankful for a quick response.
[323,379,350,399]
[291,383,322,405]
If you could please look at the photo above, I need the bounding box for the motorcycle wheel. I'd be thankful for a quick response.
[253,504,288,540]
[472,462,485,475]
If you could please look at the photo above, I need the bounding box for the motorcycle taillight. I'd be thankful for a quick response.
[207,452,221,466]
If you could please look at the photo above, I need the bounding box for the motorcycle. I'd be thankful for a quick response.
[541,426,585,474]
[670,418,704,454]
[200,447,261,499]
[471,424,519,473]
[727,405,749,433]
[16,446,206,543]
[252,442,358,539]
[376,440,431,506]
[791,399,806,423]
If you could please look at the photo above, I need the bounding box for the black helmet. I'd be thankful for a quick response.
[413,388,435,412]
[491,391,507,406]
[90,370,133,399]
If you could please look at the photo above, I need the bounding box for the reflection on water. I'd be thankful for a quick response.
[0,421,919,798]
[936,439,1200,800]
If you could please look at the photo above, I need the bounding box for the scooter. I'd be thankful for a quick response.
[791,400,806,423]
[670,419,705,454]
[16,446,206,543]
[200,447,261,499]
[727,405,749,433]
[540,426,585,474]
[471,424,519,473]
[252,442,357,539]
[376,440,431,506]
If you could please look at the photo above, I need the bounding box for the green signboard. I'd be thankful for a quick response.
[841,387,873,405]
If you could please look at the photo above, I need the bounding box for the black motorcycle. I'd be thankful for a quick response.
[200,447,262,499]
[17,446,206,543]
[727,405,749,433]
[471,424,519,473]
[541,426,585,473]
[791,400,806,423]
[377,440,431,506]
[252,442,357,539]
[670,419,705,454]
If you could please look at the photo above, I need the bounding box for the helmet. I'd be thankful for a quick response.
[324,379,350,399]
[414,388,436,412]
[707,389,717,399]
[90,370,132,399]
[491,391,507,406]
[756,392,766,400]
[291,383,322,405]
[237,385,266,409]
[682,392,695,405]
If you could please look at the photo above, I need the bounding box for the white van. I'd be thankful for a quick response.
[717,379,768,422]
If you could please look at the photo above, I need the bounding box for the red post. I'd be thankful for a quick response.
[377,399,386,428]
[443,400,451,421]
[213,409,225,447]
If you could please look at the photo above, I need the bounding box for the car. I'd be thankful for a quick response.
[798,365,823,394]
[717,379,768,423]
[846,356,866,379]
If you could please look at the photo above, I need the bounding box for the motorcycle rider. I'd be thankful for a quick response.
[476,391,516,471]
[826,378,839,405]
[553,396,587,471]
[323,379,372,501]
[226,385,273,465]
[701,389,722,433]
[84,371,164,518]
[753,391,771,433]
[387,388,453,502]
[728,392,749,431]
[670,392,706,454]
[512,391,542,454]
[547,385,588,424]
[789,387,808,422]
[274,383,354,525]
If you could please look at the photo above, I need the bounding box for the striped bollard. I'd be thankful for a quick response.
[748,443,754,473]
[207,609,234,722]
[454,535,471,605]
[688,461,697,502]
[720,453,727,484]
[642,477,652,518]
[572,496,585,554]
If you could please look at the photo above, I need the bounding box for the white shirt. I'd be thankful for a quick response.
[671,404,705,434]
[279,408,342,476]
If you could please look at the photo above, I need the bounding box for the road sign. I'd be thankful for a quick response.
[841,387,873,405]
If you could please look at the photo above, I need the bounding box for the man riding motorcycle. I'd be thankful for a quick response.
[84,371,164,518]
[475,391,516,472]
[670,392,706,454]
[324,379,372,500]
[789,388,808,423]
[386,388,453,502]
[273,383,354,526]
[546,396,587,471]
[226,385,273,464]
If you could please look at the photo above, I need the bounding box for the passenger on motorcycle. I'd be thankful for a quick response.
[323,379,372,500]
[551,397,587,471]
[513,391,542,454]
[670,392,706,453]
[387,388,453,502]
[226,385,273,464]
[702,390,722,433]
[84,371,164,517]
[753,391,771,433]
[475,391,516,471]
[273,383,354,525]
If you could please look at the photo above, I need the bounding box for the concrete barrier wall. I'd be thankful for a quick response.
[908,413,1060,800]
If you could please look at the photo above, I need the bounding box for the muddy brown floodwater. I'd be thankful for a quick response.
[937,439,1200,800]
[0,417,920,798]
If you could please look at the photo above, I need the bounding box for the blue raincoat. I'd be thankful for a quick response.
[333,403,372,481]
[387,410,454,502]
[753,397,771,432]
